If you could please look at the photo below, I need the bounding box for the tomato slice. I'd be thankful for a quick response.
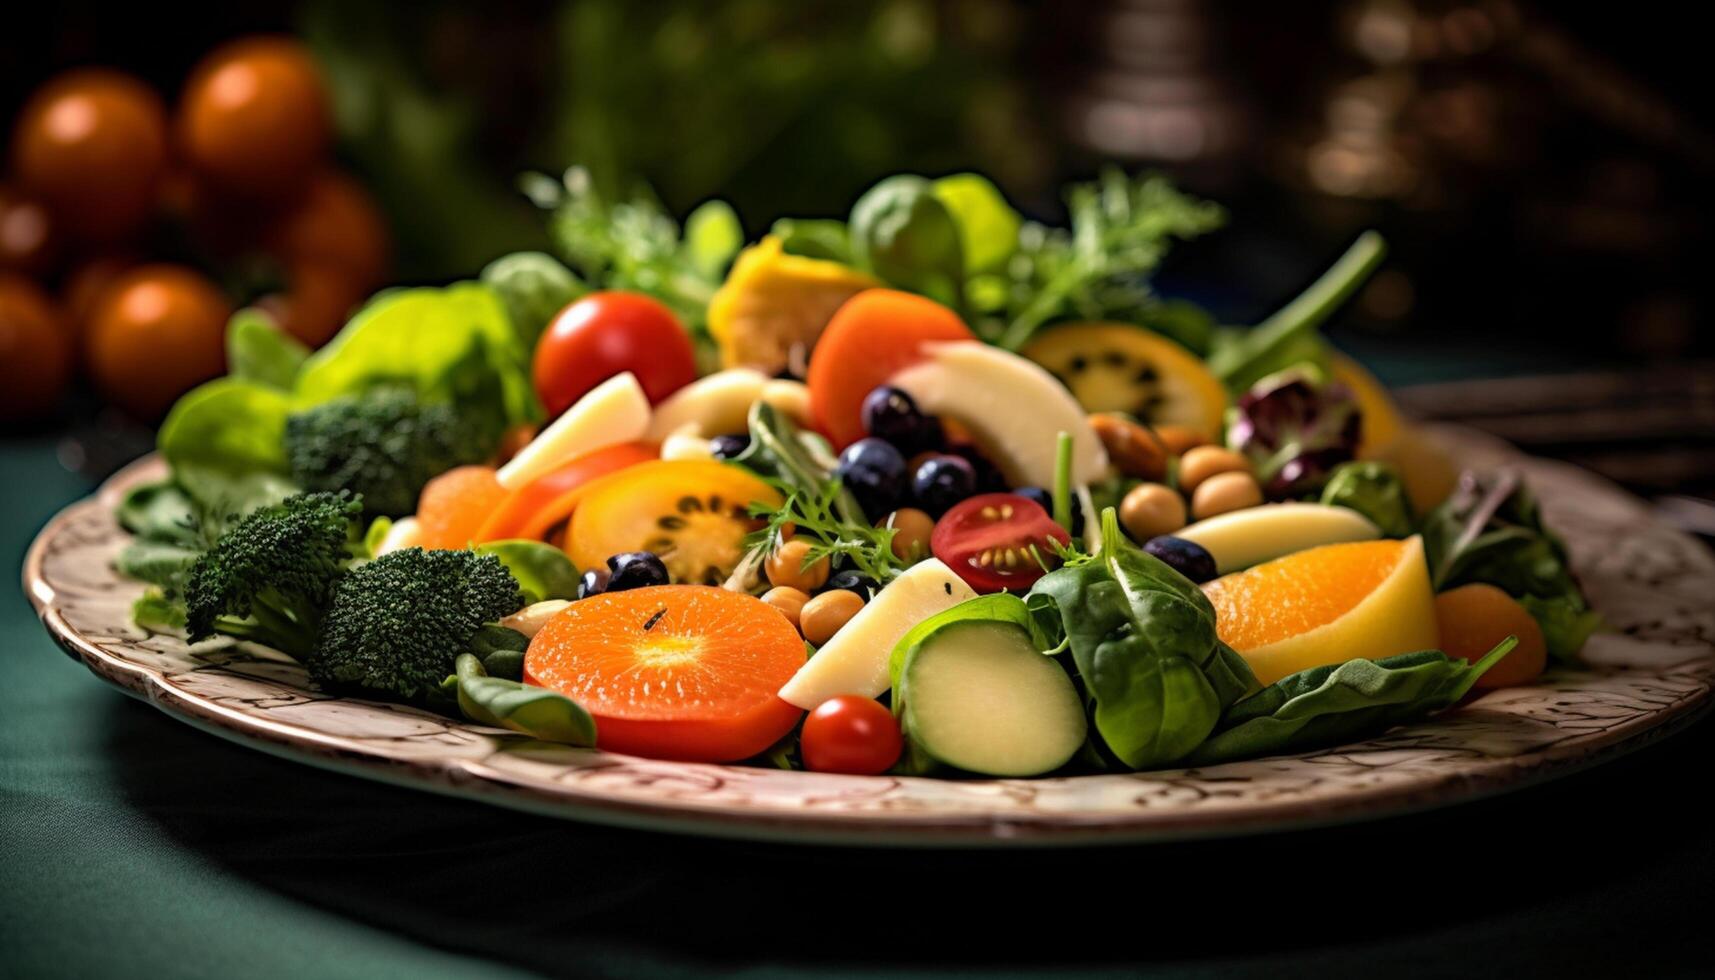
[807,289,973,449]
[930,493,1070,593]
[525,585,805,761]
[568,460,783,585]
[475,441,655,543]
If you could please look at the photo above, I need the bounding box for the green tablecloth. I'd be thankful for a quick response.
[3,435,1711,979]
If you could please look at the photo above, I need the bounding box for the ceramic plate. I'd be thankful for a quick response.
[23,429,1715,846]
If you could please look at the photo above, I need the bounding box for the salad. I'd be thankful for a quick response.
[112,168,1602,778]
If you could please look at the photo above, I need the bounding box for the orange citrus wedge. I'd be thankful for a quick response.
[1201,536,1438,685]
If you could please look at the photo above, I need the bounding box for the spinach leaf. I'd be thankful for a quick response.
[116,480,200,547]
[770,218,854,263]
[850,174,965,309]
[227,309,310,391]
[467,624,528,681]
[1185,640,1514,766]
[1027,509,1258,769]
[1320,461,1414,537]
[158,378,295,480]
[474,540,581,604]
[115,541,200,590]
[454,653,597,746]
[1421,469,1600,661]
[481,251,584,348]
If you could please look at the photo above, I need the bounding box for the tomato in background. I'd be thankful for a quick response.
[533,291,697,417]
[801,695,903,775]
[930,493,1070,593]
[807,289,974,449]
[0,184,61,277]
[85,265,231,419]
[177,37,331,201]
[61,254,137,348]
[263,171,390,294]
[0,275,74,423]
[256,261,364,348]
[10,69,167,243]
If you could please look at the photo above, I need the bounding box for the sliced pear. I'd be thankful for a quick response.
[888,342,1108,488]
[1175,502,1382,574]
[777,558,977,710]
[497,372,651,490]
[645,368,769,441]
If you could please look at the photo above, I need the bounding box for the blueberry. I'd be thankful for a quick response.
[1014,485,1084,537]
[949,444,1007,493]
[709,433,750,460]
[823,568,879,598]
[836,437,908,520]
[606,551,670,591]
[577,567,611,599]
[860,386,943,455]
[912,454,977,516]
[1143,535,1218,584]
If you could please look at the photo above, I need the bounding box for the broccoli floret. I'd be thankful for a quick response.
[284,389,498,518]
[183,491,364,660]
[309,548,524,702]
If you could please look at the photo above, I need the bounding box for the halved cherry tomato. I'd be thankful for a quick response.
[569,460,782,585]
[475,441,656,543]
[801,695,903,775]
[534,292,697,417]
[930,493,1070,593]
[525,585,805,762]
[807,288,973,449]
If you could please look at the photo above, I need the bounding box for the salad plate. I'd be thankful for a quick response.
[25,427,1715,846]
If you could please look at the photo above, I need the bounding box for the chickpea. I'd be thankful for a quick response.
[1191,470,1263,520]
[761,586,811,630]
[1119,483,1187,541]
[1177,446,1249,494]
[1153,425,1208,457]
[800,589,865,645]
[1089,414,1166,481]
[881,508,935,562]
[765,538,830,592]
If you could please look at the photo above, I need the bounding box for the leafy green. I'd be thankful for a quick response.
[732,401,864,524]
[481,251,584,348]
[850,174,965,308]
[1185,641,1514,766]
[771,218,854,263]
[474,540,581,604]
[116,480,200,548]
[1027,509,1258,769]
[931,173,1020,274]
[1320,461,1414,537]
[133,590,187,632]
[453,653,597,746]
[227,310,310,392]
[466,624,528,681]
[115,541,200,591]
[1207,231,1387,394]
[683,199,744,280]
[1519,595,1605,662]
[158,378,295,483]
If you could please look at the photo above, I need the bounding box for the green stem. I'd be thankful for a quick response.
[1052,432,1074,532]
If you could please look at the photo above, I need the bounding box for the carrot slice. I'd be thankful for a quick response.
[475,441,655,543]
[415,465,508,550]
[525,585,806,762]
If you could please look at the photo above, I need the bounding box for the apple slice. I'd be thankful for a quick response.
[497,372,651,490]
[1175,502,1382,574]
[777,558,976,710]
[889,341,1108,488]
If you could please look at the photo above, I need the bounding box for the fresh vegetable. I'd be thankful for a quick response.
[706,235,877,374]
[473,540,582,604]
[1421,470,1600,661]
[177,36,331,200]
[850,175,965,309]
[1141,536,1218,585]
[453,652,596,746]
[1118,483,1187,542]
[1202,536,1438,685]
[931,493,1070,593]
[497,371,650,491]
[1320,461,1414,538]
[777,557,976,710]
[284,388,499,517]
[765,538,831,593]
[476,441,654,543]
[1174,501,1381,575]
[226,310,310,392]
[1027,509,1257,770]
[569,460,781,585]
[930,173,1020,274]
[525,585,806,762]
[1022,324,1228,439]
[1434,584,1548,689]
[799,589,866,645]
[1226,371,1362,498]
[532,291,697,416]
[310,547,525,702]
[1189,471,1265,521]
[1185,641,1515,766]
[481,251,583,348]
[801,695,904,776]
[889,341,1108,489]
[86,265,231,419]
[890,593,1086,777]
[807,289,974,449]
[414,465,509,551]
[0,274,73,422]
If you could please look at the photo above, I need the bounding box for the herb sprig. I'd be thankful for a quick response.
[744,478,905,587]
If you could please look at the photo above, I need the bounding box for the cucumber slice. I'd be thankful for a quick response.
[898,620,1086,777]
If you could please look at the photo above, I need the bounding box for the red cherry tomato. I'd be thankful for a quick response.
[532,291,697,417]
[801,695,903,776]
[930,493,1071,593]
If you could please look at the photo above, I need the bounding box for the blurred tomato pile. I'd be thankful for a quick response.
[1,36,389,425]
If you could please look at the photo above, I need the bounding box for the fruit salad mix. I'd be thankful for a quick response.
[112,168,1601,777]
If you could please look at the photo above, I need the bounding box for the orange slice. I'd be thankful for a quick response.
[1201,536,1438,685]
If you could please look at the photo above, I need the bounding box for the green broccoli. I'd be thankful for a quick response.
[183,491,364,660]
[308,547,525,702]
[283,388,499,518]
